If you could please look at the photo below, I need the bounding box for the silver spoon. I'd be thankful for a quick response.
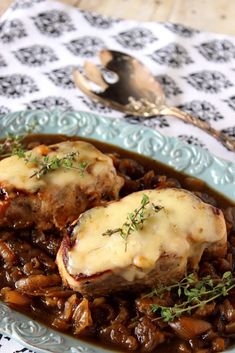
[73,49,235,152]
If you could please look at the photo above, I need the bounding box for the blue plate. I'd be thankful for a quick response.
[0,109,235,353]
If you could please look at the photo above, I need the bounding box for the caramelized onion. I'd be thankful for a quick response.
[169,317,211,339]
[92,298,116,323]
[38,253,56,270]
[195,303,216,317]
[3,289,31,306]
[18,286,74,297]
[0,240,17,266]
[134,317,165,352]
[113,305,130,324]
[52,317,70,331]
[23,261,43,276]
[219,299,235,322]
[118,158,144,179]
[101,323,138,351]
[212,337,225,352]
[172,340,192,353]
[73,298,93,335]
[15,274,61,292]
[63,294,79,321]
[225,321,235,334]
[136,297,172,317]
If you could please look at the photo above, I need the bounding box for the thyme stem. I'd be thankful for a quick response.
[0,121,38,159]
[150,271,235,322]
[103,194,163,251]
[28,153,87,179]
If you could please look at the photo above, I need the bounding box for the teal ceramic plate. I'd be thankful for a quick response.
[0,109,235,353]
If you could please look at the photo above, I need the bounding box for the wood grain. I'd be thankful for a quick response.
[78,0,175,21]
[0,0,12,16]
[1,0,235,35]
[169,0,235,36]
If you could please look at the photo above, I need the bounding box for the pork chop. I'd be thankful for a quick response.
[57,188,227,296]
[0,140,124,230]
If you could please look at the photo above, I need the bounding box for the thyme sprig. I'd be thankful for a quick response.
[26,152,88,179]
[0,132,25,158]
[0,123,88,179]
[0,121,38,159]
[102,194,163,250]
[150,271,235,322]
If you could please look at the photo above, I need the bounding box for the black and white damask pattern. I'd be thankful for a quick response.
[26,96,73,111]
[65,36,105,57]
[125,115,170,129]
[0,334,33,352]
[0,106,10,115]
[46,65,79,88]
[82,11,118,29]
[13,45,58,66]
[0,54,6,67]
[184,71,232,93]
[150,43,193,67]
[12,0,45,10]
[0,334,10,348]
[178,100,224,121]
[224,95,235,111]
[196,39,235,63]
[164,23,198,37]
[32,10,75,37]
[178,135,205,148]
[155,74,182,97]
[114,28,157,49]
[0,74,38,98]
[0,19,26,43]
[222,126,235,138]
[78,96,112,113]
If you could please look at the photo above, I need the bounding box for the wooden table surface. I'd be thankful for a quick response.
[1,0,235,36]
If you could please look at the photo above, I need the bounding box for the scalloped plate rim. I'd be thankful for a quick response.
[0,109,234,353]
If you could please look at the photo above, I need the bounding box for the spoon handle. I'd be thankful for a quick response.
[159,106,235,152]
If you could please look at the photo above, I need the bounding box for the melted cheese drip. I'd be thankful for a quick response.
[0,141,120,194]
[67,189,226,281]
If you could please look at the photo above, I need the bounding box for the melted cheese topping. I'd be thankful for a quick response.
[0,141,122,195]
[67,189,227,281]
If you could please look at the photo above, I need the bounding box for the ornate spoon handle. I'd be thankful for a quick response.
[159,106,235,152]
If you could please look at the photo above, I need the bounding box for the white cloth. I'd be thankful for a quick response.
[0,0,235,162]
[0,0,235,352]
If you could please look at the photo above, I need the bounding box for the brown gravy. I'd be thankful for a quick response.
[0,134,234,353]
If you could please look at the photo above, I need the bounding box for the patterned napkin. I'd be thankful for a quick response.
[0,0,235,352]
[0,0,235,163]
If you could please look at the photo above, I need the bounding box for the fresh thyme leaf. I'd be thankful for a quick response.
[102,194,164,251]
[102,228,122,237]
[28,152,87,179]
[145,273,197,299]
[78,162,88,177]
[149,271,235,322]
[0,121,38,159]
[0,133,25,159]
